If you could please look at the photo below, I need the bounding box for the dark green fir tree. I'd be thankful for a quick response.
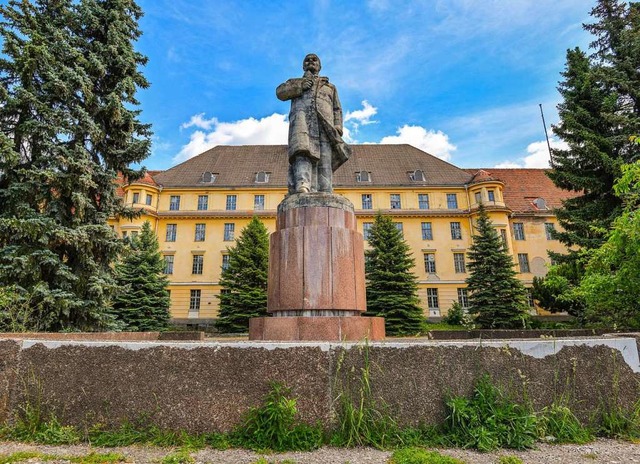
[466,205,529,329]
[111,222,170,331]
[0,0,150,330]
[365,213,424,336]
[216,217,269,333]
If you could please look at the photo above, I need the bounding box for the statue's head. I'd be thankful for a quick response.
[302,54,321,74]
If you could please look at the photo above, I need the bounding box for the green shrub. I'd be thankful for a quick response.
[538,401,593,444]
[496,456,523,464]
[597,401,640,440]
[388,447,465,464]
[232,382,323,452]
[443,303,470,327]
[2,402,80,445]
[442,375,537,451]
[161,449,194,464]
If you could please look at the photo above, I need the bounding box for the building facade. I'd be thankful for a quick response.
[111,144,576,325]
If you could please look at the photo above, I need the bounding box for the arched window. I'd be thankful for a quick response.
[255,171,270,183]
[533,197,547,210]
[200,172,216,183]
[356,171,370,182]
[409,169,426,181]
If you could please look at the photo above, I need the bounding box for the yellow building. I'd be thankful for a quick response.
[112,144,576,327]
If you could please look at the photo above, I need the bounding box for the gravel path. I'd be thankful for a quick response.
[2,439,640,463]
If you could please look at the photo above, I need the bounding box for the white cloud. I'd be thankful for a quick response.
[379,125,457,161]
[174,113,288,163]
[494,138,568,168]
[345,100,378,126]
[180,113,218,131]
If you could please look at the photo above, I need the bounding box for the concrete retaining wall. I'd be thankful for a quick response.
[0,336,639,433]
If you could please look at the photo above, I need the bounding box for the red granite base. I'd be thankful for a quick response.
[248,316,385,341]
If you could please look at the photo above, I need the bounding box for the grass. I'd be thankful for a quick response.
[496,456,523,464]
[388,448,465,464]
[597,401,640,440]
[538,399,593,444]
[0,451,127,464]
[160,449,195,464]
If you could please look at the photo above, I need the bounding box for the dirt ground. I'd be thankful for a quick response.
[1,438,640,463]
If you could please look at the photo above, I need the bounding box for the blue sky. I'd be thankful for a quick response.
[134,0,594,171]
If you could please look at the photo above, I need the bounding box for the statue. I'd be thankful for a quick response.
[276,54,351,194]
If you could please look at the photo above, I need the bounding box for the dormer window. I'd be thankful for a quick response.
[532,197,548,210]
[409,169,426,181]
[356,171,371,182]
[255,171,270,183]
[200,171,217,183]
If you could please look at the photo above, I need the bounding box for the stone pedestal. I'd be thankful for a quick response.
[249,193,385,341]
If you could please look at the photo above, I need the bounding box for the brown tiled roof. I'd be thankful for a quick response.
[465,168,579,214]
[152,144,473,188]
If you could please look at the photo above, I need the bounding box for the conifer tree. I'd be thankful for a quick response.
[365,213,424,335]
[216,217,269,333]
[0,0,150,330]
[549,0,640,261]
[111,222,170,331]
[466,205,529,329]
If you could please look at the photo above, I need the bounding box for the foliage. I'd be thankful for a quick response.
[216,217,269,333]
[231,382,323,452]
[548,0,640,268]
[442,375,538,451]
[496,457,523,464]
[538,400,593,444]
[597,400,640,440]
[531,263,586,319]
[110,221,171,331]
[365,213,425,335]
[0,401,80,445]
[331,343,401,449]
[465,205,530,329]
[0,285,47,332]
[0,0,150,331]
[388,448,465,464]
[578,161,640,328]
[0,451,127,464]
[443,303,471,327]
[161,449,195,464]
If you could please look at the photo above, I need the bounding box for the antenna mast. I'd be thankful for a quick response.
[539,104,553,163]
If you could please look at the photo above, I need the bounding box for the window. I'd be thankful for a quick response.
[518,253,530,273]
[427,288,439,310]
[513,223,525,240]
[450,222,462,240]
[446,193,458,209]
[453,253,466,273]
[255,171,270,183]
[362,222,373,241]
[500,229,508,248]
[132,192,139,204]
[457,288,469,308]
[224,223,235,241]
[122,231,128,238]
[254,195,265,211]
[533,197,548,210]
[526,288,535,308]
[169,195,180,211]
[163,255,174,275]
[226,195,237,211]
[421,222,433,240]
[200,172,216,183]
[409,169,425,181]
[390,194,401,209]
[361,194,372,210]
[222,254,230,271]
[545,222,556,240]
[195,223,206,241]
[356,171,370,182]
[197,195,208,211]
[488,190,495,202]
[192,255,204,274]
[474,192,482,203]
[418,194,430,210]
[146,194,152,206]
[394,222,403,237]
[165,224,177,242]
[189,289,201,312]
[424,253,436,273]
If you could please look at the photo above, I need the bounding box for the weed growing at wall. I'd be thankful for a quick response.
[538,399,593,444]
[330,343,405,449]
[231,382,323,452]
[441,375,538,451]
[0,451,127,464]
[0,401,80,445]
[388,447,465,464]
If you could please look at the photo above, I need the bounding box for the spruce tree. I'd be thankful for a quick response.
[466,205,529,329]
[111,222,170,331]
[0,0,150,330]
[549,0,640,261]
[216,217,269,333]
[365,213,424,336]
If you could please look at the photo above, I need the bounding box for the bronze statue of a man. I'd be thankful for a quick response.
[277,54,350,194]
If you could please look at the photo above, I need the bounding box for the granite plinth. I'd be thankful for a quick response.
[249,316,385,341]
